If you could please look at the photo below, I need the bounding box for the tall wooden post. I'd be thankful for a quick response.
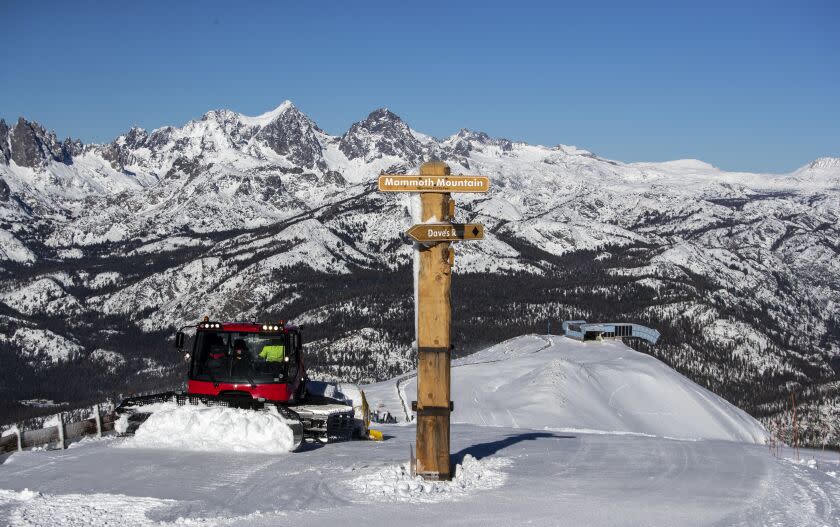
[377,160,488,481]
[415,161,453,480]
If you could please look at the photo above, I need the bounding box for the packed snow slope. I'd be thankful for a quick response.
[1,426,838,526]
[365,335,768,444]
[0,336,837,526]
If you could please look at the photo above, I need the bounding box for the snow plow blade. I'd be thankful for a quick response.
[114,392,319,450]
[290,402,357,443]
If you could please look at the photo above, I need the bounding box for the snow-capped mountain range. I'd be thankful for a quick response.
[1,101,838,445]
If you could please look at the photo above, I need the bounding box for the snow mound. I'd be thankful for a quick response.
[364,335,768,444]
[348,455,510,502]
[119,403,296,454]
[0,488,40,502]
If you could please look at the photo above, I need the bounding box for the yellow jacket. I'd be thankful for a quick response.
[259,345,285,362]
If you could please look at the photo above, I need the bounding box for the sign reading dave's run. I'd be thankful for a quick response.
[377,174,490,193]
[406,223,485,243]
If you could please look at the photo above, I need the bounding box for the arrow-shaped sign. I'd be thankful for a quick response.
[406,223,485,243]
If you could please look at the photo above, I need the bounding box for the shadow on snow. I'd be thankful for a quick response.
[451,432,575,465]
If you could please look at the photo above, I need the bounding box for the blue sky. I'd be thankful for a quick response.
[2,0,837,172]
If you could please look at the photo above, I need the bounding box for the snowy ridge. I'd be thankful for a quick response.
[364,335,768,444]
[1,101,838,448]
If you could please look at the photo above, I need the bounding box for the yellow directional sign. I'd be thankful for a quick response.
[406,223,485,243]
[378,174,490,193]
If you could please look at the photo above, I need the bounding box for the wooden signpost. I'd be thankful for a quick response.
[378,161,488,480]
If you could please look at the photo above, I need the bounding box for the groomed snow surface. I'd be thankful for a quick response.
[1,335,839,526]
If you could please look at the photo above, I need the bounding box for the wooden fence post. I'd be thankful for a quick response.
[93,404,103,438]
[57,412,66,450]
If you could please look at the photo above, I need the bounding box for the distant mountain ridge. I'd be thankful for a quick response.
[0,101,838,448]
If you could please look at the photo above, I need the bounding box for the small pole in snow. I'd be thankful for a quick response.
[93,404,103,438]
[57,412,66,450]
[547,320,551,335]
[14,426,22,452]
[791,392,799,462]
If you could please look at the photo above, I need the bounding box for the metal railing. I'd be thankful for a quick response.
[1,404,117,454]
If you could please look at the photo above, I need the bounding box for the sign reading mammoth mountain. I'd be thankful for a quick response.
[377,174,490,193]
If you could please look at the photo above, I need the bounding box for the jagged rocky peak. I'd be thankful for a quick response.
[122,126,149,148]
[194,108,260,148]
[454,128,492,142]
[61,137,84,158]
[147,126,175,149]
[5,117,81,168]
[253,101,325,169]
[448,128,513,156]
[807,157,840,170]
[100,126,149,171]
[338,108,424,163]
[0,119,10,164]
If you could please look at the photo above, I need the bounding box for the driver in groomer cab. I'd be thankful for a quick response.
[231,338,253,375]
[259,338,286,362]
[205,333,227,371]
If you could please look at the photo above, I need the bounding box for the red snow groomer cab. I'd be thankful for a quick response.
[115,318,365,450]
[186,320,307,403]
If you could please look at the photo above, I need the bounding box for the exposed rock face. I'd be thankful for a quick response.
[123,127,149,149]
[101,127,149,171]
[62,138,84,158]
[447,129,514,158]
[100,144,123,171]
[8,118,78,168]
[147,126,175,150]
[0,120,10,164]
[323,170,346,186]
[338,108,424,164]
[201,110,257,148]
[809,157,840,170]
[255,105,324,169]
